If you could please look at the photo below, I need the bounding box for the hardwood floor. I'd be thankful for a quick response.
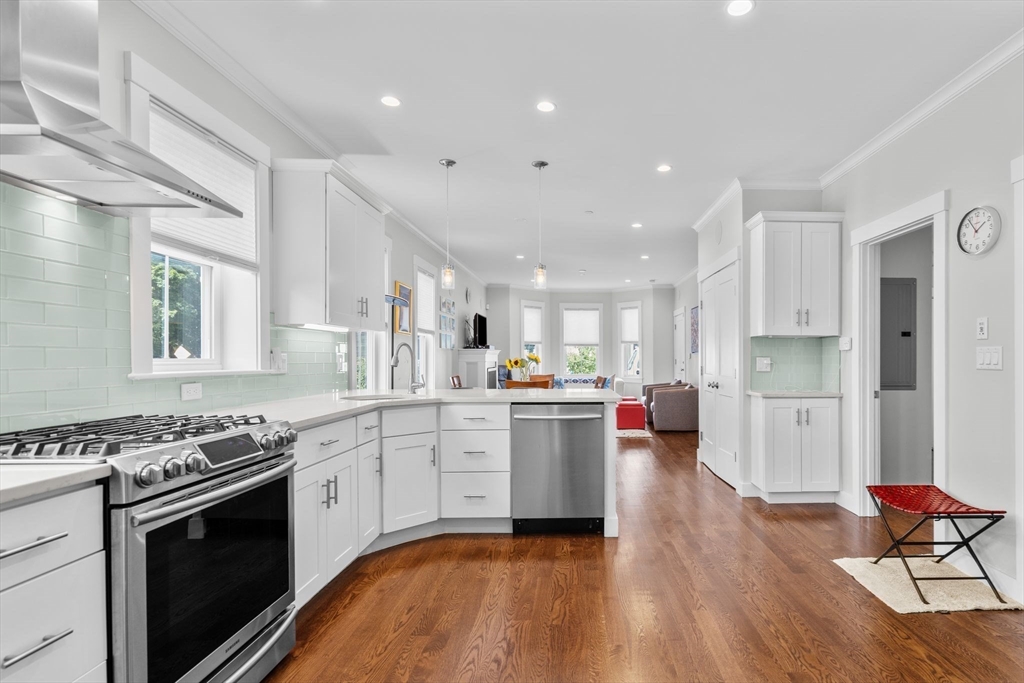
[266,431,1024,683]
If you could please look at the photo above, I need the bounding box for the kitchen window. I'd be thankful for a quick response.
[618,302,642,379]
[125,53,271,378]
[521,301,544,371]
[415,259,436,387]
[561,305,601,376]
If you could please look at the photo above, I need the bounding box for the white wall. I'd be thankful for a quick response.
[879,226,934,484]
[823,56,1023,582]
[674,272,700,385]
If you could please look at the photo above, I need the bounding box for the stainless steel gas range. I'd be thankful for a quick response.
[0,414,299,683]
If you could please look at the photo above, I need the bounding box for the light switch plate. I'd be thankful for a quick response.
[755,357,772,372]
[181,382,203,401]
[976,346,1003,370]
[838,337,853,351]
[976,317,989,340]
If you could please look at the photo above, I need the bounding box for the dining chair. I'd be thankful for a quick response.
[530,374,555,388]
[505,379,552,389]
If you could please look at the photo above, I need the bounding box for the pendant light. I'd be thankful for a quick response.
[440,158,456,290]
[532,160,548,289]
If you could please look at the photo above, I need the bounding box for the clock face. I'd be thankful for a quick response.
[957,206,1001,255]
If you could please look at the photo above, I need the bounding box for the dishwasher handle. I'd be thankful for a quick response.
[513,414,602,421]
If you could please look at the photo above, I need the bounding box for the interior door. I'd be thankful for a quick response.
[673,310,687,381]
[764,221,803,336]
[382,433,438,533]
[327,177,358,326]
[699,276,717,466]
[324,449,358,578]
[293,464,326,608]
[801,222,841,336]
[357,441,381,552]
[713,263,739,488]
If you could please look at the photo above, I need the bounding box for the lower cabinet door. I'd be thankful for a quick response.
[324,449,359,578]
[293,464,327,608]
[440,472,511,518]
[801,399,840,491]
[382,433,438,533]
[357,441,381,552]
[763,399,802,492]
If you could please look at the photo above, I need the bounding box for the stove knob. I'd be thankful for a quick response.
[160,455,186,479]
[285,429,298,444]
[135,462,163,488]
[259,434,275,450]
[184,452,209,474]
[274,432,287,448]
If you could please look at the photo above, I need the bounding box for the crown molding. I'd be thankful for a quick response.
[691,178,742,233]
[820,29,1024,189]
[673,267,699,288]
[505,283,673,294]
[740,179,822,192]
[131,0,341,161]
[745,211,846,230]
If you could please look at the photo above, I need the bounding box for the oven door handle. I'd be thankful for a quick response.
[130,460,296,527]
[222,604,297,683]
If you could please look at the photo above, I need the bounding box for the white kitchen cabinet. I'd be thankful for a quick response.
[272,159,385,331]
[382,432,438,533]
[356,441,381,552]
[324,450,359,576]
[748,212,843,337]
[751,396,840,494]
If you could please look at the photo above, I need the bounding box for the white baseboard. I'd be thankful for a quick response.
[604,515,619,538]
[738,481,760,498]
[947,551,1023,603]
[360,518,512,556]
[835,490,859,515]
[760,491,837,504]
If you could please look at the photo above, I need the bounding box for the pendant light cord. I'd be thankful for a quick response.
[537,163,543,264]
[445,163,450,262]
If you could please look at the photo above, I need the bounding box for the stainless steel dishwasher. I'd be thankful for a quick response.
[511,404,605,534]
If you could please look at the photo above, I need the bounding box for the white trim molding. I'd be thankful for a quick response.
[697,246,740,283]
[746,211,846,231]
[672,267,699,288]
[1012,155,1024,602]
[692,179,742,233]
[820,29,1024,188]
[740,179,822,192]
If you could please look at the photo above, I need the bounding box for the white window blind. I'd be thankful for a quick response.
[416,269,435,332]
[149,103,258,269]
[523,305,543,343]
[563,308,600,345]
[621,306,640,343]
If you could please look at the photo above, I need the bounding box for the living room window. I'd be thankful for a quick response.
[561,304,601,376]
[521,301,545,370]
[618,302,642,379]
[125,54,271,378]
[415,260,436,386]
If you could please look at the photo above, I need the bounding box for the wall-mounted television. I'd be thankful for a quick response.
[473,313,487,348]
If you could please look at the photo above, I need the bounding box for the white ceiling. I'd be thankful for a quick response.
[166,0,1022,290]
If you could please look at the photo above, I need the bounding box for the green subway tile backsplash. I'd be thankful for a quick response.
[749,337,842,392]
[0,183,347,433]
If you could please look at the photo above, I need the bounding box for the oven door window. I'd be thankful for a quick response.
[145,474,290,682]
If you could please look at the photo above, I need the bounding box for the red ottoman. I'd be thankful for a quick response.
[616,400,645,430]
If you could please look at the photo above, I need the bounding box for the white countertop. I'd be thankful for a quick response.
[0,464,111,507]
[746,390,843,398]
[238,388,620,430]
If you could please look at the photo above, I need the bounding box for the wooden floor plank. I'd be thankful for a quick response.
[266,430,1024,683]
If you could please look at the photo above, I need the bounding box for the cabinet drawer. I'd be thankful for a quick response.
[440,404,510,431]
[0,487,102,592]
[381,407,437,438]
[0,551,106,683]
[356,411,380,445]
[441,472,510,518]
[441,431,510,472]
[295,419,356,471]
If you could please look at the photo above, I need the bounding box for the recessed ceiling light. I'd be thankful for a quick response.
[380,96,401,107]
[641,255,650,259]
[656,164,672,172]
[516,255,525,259]
[578,269,587,275]
[631,223,642,228]
[625,279,631,283]
[537,101,556,113]
[727,0,754,17]
[584,210,594,215]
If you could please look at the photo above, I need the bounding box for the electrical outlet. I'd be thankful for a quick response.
[279,352,288,373]
[755,357,772,372]
[976,317,989,340]
[839,337,853,351]
[181,382,203,401]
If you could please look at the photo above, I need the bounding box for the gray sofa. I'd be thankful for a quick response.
[652,385,699,431]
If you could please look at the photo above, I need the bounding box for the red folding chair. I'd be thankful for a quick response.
[867,484,1006,604]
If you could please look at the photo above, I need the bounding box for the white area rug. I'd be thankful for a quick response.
[615,429,652,438]
[834,557,1023,614]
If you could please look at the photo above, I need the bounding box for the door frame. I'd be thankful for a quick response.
[1011,155,1023,602]
[848,190,948,517]
[697,247,742,486]
[673,306,689,381]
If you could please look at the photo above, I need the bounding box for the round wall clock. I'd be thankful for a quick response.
[957,206,1001,255]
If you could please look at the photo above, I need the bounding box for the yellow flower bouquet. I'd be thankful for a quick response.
[505,353,541,380]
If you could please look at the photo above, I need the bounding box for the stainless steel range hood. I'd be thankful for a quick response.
[0,0,241,218]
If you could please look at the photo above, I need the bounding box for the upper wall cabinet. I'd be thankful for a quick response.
[272,160,385,331]
[748,212,844,337]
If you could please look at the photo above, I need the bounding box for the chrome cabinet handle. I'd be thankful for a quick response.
[512,414,602,421]
[1,628,74,669]
[0,531,69,560]
[375,454,381,476]
[463,495,487,499]
[462,417,487,421]
[330,475,339,506]
[805,408,810,425]
[222,606,297,683]
[796,309,801,326]
[319,439,340,448]
[364,424,378,431]
[431,445,436,466]
[463,451,487,455]
[805,309,810,326]
[322,481,331,509]
[796,409,801,426]
[131,460,295,527]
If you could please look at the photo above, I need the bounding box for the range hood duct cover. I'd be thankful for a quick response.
[0,0,242,218]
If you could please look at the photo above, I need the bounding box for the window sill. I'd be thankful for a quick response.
[128,369,287,380]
